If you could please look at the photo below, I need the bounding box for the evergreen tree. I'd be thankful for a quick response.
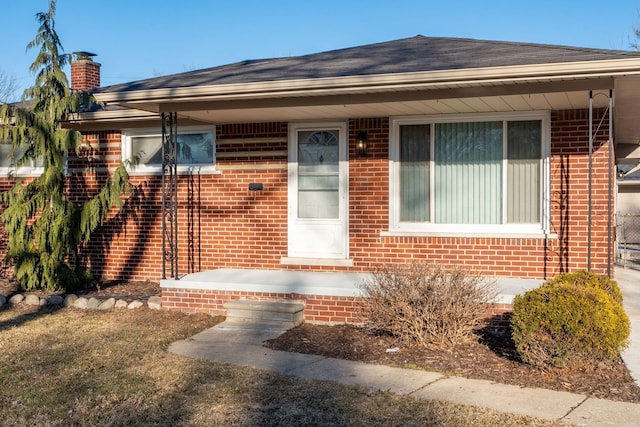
[0,1,131,291]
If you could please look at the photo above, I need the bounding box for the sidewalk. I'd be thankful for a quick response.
[616,266,640,386]
[168,267,640,427]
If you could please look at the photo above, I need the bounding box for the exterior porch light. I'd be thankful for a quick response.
[356,131,368,157]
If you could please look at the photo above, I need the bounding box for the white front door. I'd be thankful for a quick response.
[288,122,348,259]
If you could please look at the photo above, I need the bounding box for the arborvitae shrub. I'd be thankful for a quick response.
[511,279,629,367]
[359,263,499,349]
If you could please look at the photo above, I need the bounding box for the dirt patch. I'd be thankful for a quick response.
[265,323,640,404]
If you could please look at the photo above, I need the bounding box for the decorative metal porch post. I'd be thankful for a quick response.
[161,112,178,279]
[587,90,614,275]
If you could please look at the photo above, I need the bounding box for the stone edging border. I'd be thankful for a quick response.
[0,293,162,311]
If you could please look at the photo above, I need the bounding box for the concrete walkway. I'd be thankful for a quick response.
[616,266,640,386]
[168,267,640,427]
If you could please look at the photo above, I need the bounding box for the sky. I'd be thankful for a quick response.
[2,0,640,100]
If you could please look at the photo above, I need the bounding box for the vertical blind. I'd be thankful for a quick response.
[399,125,430,221]
[398,119,542,225]
[507,121,541,223]
[434,121,503,224]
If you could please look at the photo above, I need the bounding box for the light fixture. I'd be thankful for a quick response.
[355,131,368,157]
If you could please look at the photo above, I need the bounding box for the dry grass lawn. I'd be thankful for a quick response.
[0,305,573,426]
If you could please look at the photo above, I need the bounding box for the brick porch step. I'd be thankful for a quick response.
[222,300,305,329]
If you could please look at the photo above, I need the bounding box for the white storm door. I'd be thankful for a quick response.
[288,123,348,259]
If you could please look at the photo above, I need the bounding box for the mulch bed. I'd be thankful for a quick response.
[265,323,640,404]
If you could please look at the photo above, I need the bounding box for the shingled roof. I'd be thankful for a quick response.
[96,35,640,93]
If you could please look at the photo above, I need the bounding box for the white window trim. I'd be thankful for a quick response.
[0,164,44,177]
[389,111,551,236]
[121,125,217,175]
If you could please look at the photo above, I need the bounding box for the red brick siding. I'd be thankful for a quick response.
[0,109,615,289]
[161,287,512,327]
[549,109,614,275]
[161,288,363,324]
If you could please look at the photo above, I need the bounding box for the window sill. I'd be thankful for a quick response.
[126,165,221,176]
[0,168,44,177]
[381,230,558,240]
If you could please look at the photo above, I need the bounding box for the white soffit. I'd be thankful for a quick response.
[174,90,609,124]
[615,75,640,149]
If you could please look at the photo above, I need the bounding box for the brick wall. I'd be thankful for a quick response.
[74,122,292,280]
[549,109,614,275]
[161,286,511,327]
[0,109,615,322]
[161,288,363,324]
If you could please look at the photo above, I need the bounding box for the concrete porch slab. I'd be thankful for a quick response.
[161,268,542,303]
[161,268,370,297]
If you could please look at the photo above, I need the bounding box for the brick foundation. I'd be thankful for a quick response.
[161,287,513,328]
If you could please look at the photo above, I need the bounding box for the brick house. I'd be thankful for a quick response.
[6,36,640,323]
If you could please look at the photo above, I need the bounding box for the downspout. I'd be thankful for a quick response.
[588,91,593,272]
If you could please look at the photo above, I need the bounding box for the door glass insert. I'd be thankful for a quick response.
[297,130,339,219]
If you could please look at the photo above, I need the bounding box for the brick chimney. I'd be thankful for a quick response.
[71,51,101,91]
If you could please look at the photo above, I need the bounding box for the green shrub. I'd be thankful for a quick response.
[542,270,623,304]
[359,263,499,349]
[511,280,629,367]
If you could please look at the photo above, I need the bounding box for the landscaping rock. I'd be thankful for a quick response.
[74,297,88,309]
[98,298,116,310]
[0,290,155,311]
[64,294,78,307]
[25,295,40,306]
[128,300,144,309]
[48,295,64,305]
[9,294,24,305]
[147,296,162,310]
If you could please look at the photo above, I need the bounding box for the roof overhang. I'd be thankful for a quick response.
[92,59,640,106]
[68,59,640,158]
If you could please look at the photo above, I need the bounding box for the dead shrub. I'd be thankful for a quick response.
[359,263,499,348]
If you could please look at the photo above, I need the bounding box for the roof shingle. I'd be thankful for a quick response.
[96,35,640,93]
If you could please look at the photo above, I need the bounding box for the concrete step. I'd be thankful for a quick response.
[224,300,305,328]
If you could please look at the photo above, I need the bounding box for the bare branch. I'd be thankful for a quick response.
[0,69,18,104]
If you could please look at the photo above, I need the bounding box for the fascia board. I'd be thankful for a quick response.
[67,108,159,126]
